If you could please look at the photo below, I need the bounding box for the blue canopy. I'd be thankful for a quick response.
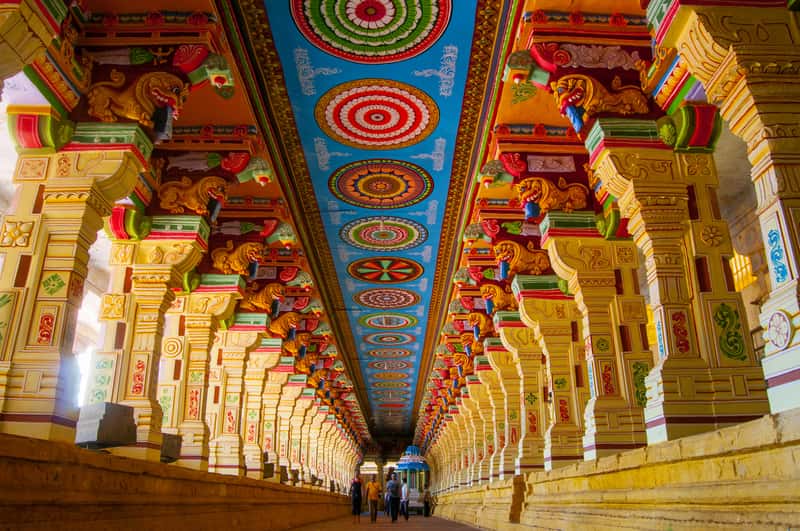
[396,445,430,471]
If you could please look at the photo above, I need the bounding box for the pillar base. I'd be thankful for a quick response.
[543,425,583,471]
[75,402,136,448]
[582,397,647,461]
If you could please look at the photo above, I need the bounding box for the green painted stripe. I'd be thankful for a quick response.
[198,273,245,290]
[232,312,269,327]
[512,274,563,294]
[71,122,153,159]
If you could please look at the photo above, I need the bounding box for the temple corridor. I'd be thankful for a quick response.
[2,0,800,529]
[293,516,477,530]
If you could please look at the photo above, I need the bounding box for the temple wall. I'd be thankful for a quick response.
[435,409,800,530]
[0,433,349,530]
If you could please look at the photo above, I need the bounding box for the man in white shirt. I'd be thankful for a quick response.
[400,479,409,521]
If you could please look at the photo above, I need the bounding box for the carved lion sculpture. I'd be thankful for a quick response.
[283,332,311,358]
[480,284,518,312]
[308,368,330,389]
[210,241,264,275]
[159,176,227,216]
[87,69,190,127]
[468,312,494,338]
[551,73,649,118]
[295,349,319,376]
[269,311,301,339]
[493,240,551,277]
[516,177,589,215]
[240,282,285,312]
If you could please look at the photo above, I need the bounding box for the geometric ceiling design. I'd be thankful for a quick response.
[263,0,478,432]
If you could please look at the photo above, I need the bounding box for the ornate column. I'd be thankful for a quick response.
[111,217,206,461]
[0,0,65,84]
[307,404,328,485]
[474,355,503,481]
[276,374,307,482]
[242,338,281,479]
[589,119,768,441]
[163,275,242,470]
[298,399,319,484]
[496,314,546,472]
[288,388,314,483]
[648,8,800,414]
[464,377,490,483]
[261,355,294,479]
[543,217,651,458]
[515,275,586,470]
[458,383,479,486]
[484,338,521,480]
[0,125,150,442]
[207,313,266,476]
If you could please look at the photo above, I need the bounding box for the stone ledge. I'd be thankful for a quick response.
[0,433,349,530]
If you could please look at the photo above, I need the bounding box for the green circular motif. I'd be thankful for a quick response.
[291,0,452,64]
[359,312,418,329]
[596,338,610,352]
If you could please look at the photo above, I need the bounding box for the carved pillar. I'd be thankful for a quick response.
[515,275,586,470]
[164,277,242,470]
[459,382,480,485]
[649,7,800,413]
[242,338,281,479]
[0,128,149,441]
[109,218,205,461]
[496,316,546,472]
[299,399,319,484]
[484,338,521,480]
[474,355,503,481]
[0,0,64,84]
[590,120,769,440]
[288,388,314,483]
[260,355,294,479]
[544,227,650,459]
[207,315,265,476]
[277,374,306,481]
[464,378,489,483]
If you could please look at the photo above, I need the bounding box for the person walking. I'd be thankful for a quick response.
[386,472,401,523]
[400,478,409,521]
[365,475,382,523]
[350,474,363,525]
[423,486,432,517]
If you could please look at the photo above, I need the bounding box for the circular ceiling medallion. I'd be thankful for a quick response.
[373,388,410,395]
[355,288,420,309]
[316,81,439,150]
[365,332,415,345]
[373,371,408,380]
[359,312,418,329]
[368,348,412,358]
[348,257,423,284]
[341,216,428,251]
[290,1,452,64]
[330,159,433,209]
[368,360,412,370]
[372,381,410,388]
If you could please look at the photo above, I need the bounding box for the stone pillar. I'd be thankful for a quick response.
[288,388,314,483]
[0,128,149,442]
[111,219,206,461]
[167,278,242,470]
[590,120,769,441]
[515,275,586,470]
[261,355,294,479]
[458,385,479,486]
[242,338,281,479]
[207,314,266,476]
[0,0,64,84]
[474,355,503,481]
[277,374,306,481]
[299,399,319,484]
[463,378,489,483]
[484,338,521,480]
[496,316,546,473]
[544,226,650,459]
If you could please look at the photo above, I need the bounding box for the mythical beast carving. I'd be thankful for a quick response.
[240,282,285,312]
[87,69,190,127]
[480,284,518,312]
[493,240,550,277]
[159,176,227,216]
[516,177,589,215]
[210,241,264,275]
[552,74,649,118]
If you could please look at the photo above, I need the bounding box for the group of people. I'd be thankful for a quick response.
[350,473,432,524]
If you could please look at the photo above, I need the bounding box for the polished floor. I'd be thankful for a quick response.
[293,512,478,530]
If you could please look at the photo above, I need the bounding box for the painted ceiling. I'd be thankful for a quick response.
[258,0,482,433]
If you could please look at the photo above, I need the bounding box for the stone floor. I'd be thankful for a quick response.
[293,513,477,530]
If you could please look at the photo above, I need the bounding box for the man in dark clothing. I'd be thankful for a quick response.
[385,473,401,523]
